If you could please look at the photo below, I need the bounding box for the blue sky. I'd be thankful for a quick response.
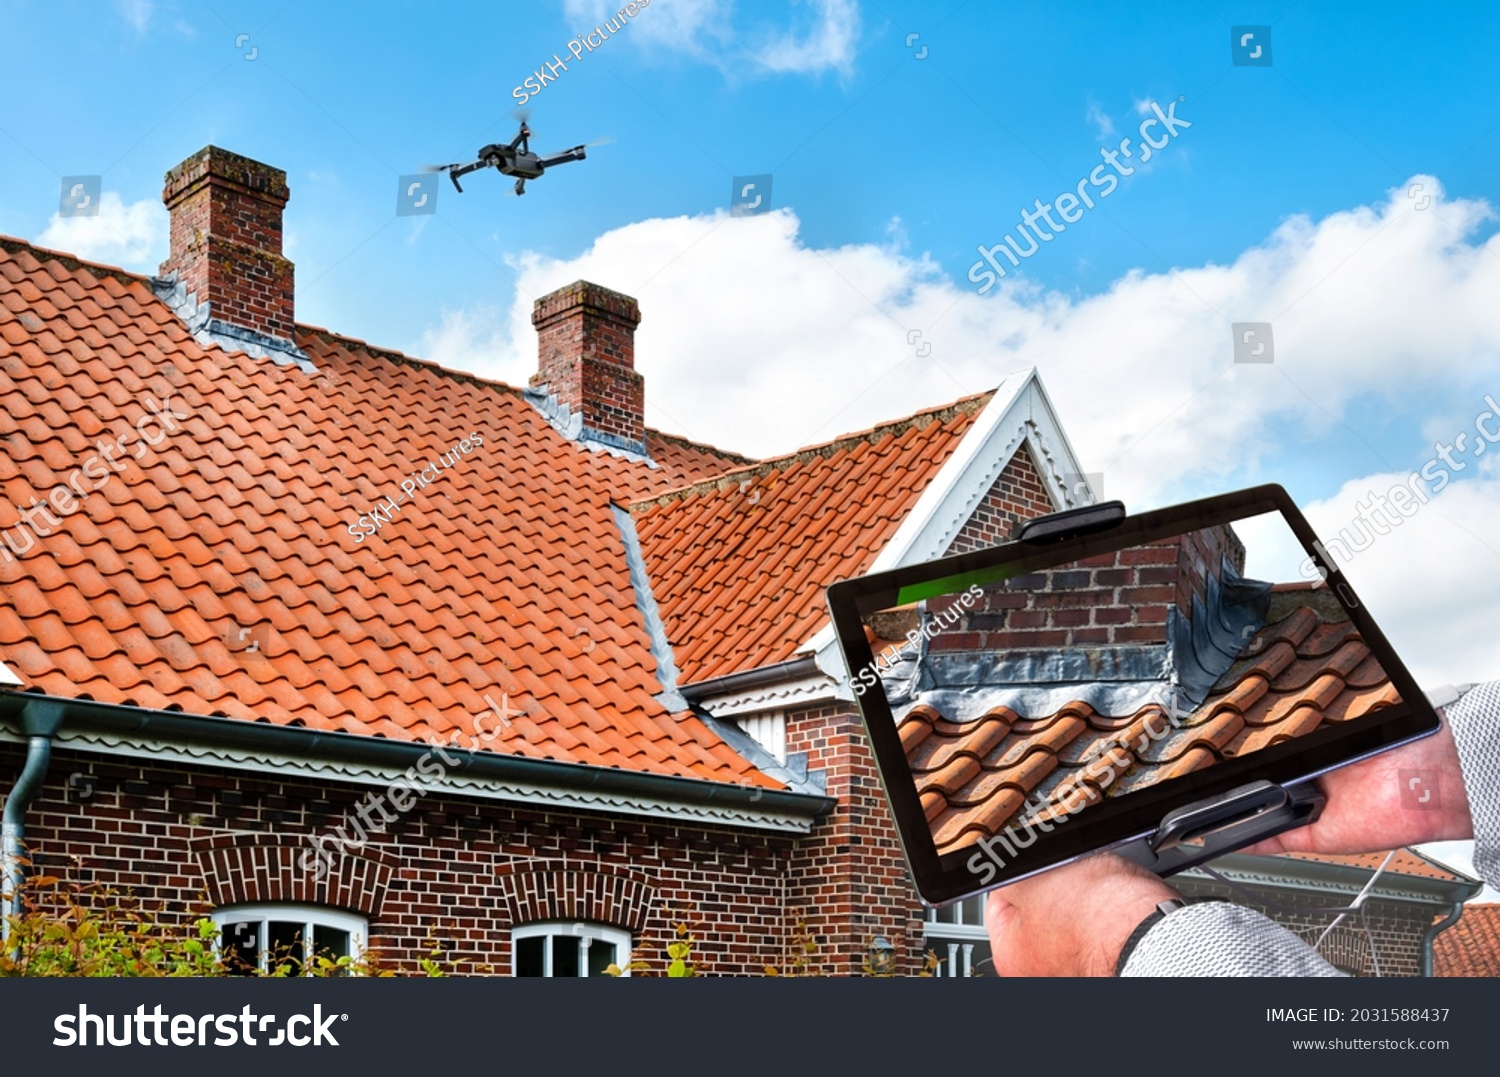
[4,0,1500,689]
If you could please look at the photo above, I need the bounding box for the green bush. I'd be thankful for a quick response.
[0,871,445,977]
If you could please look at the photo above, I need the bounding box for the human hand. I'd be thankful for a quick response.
[1240,713,1473,857]
[983,712,1473,976]
[984,852,1177,977]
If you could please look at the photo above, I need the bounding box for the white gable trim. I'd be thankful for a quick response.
[801,367,1092,692]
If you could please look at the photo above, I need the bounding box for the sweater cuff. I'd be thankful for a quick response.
[1120,902,1343,977]
[1444,681,1500,888]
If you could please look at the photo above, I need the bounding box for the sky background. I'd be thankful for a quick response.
[3,1,1498,889]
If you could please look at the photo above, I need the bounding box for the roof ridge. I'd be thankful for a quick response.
[646,428,755,466]
[629,390,993,513]
[297,324,530,395]
[0,233,753,468]
[0,234,150,289]
[298,324,755,464]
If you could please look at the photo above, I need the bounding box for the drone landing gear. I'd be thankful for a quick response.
[1116,780,1325,877]
[515,178,526,196]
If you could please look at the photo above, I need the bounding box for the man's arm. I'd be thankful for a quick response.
[988,681,1497,976]
[1121,682,1498,976]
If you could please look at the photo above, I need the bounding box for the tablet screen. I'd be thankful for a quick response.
[841,498,1425,896]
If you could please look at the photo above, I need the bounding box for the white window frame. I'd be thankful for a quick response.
[511,921,632,977]
[923,895,988,978]
[211,903,367,975]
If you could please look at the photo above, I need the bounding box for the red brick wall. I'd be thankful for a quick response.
[159,146,295,343]
[3,743,796,976]
[530,281,646,446]
[782,701,926,975]
[945,442,1056,554]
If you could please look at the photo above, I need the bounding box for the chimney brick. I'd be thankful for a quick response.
[530,281,645,449]
[159,146,295,346]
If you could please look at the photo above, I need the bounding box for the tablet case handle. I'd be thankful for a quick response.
[1015,500,1127,544]
[1116,780,1325,877]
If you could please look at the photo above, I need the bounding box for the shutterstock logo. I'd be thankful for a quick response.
[54,1004,345,1047]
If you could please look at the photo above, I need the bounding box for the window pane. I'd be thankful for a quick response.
[267,921,306,976]
[516,936,545,977]
[312,925,351,973]
[959,895,985,926]
[552,935,580,977]
[222,920,260,976]
[587,939,618,977]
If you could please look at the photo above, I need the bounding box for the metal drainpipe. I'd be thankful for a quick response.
[1421,900,1467,978]
[1,699,65,954]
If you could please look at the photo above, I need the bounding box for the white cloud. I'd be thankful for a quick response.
[1235,458,1500,685]
[420,303,511,374]
[424,174,1500,492]
[115,0,154,33]
[564,0,731,58]
[1086,100,1116,140]
[751,0,861,79]
[562,0,859,78]
[36,192,168,271]
[1292,470,1500,686]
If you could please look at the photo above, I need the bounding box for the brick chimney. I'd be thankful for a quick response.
[158,146,296,352]
[530,281,645,450]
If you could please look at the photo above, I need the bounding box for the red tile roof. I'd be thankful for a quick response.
[1433,903,1500,976]
[632,396,989,685]
[903,604,1398,855]
[0,236,802,785]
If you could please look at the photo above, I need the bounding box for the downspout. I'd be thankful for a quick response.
[1421,900,1466,977]
[1,699,65,953]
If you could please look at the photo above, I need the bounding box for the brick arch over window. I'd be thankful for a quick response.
[190,834,399,918]
[495,860,656,931]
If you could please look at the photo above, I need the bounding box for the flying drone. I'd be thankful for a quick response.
[427,118,590,196]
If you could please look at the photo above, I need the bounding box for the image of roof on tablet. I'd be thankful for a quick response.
[863,523,1401,857]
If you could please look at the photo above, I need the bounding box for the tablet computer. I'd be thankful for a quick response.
[824,484,1440,906]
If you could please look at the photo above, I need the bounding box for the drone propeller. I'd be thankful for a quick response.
[530,136,610,160]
